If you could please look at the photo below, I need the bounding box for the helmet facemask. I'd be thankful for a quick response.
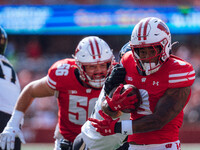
[74,36,114,88]
[131,39,168,75]
[78,61,113,88]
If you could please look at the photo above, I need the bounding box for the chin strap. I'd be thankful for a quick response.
[171,41,179,47]
[84,72,105,88]
[143,62,161,75]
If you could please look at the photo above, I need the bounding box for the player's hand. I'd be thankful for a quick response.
[89,110,119,136]
[104,64,126,95]
[106,84,138,111]
[0,126,25,150]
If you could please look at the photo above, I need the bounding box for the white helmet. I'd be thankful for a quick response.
[74,36,114,88]
[130,17,171,75]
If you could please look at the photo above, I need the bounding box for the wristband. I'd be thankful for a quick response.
[7,110,24,127]
[121,120,133,135]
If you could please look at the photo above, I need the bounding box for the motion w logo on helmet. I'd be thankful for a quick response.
[157,22,170,35]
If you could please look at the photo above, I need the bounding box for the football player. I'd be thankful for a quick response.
[73,85,148,150]
[89,17,195,150]
[0,27,21,150]
[0,36,115,150]
[72,43,147,150]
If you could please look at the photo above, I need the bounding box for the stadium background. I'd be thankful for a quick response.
[0,0,200,149]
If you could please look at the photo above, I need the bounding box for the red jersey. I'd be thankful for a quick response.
[47,58,101,142]
[121,52,195,144]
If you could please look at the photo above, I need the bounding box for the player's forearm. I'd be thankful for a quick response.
[115,114,164,134]
[115,87,191,134]
[15,77,55,113]
[134,114,166,132]
[15,83,35,113]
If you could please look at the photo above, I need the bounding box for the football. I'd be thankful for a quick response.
[109,84,142,113]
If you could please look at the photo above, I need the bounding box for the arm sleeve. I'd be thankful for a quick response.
[168,63,195,88]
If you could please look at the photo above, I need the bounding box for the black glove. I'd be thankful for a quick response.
[104,64,126,95]
[60,139,73,150]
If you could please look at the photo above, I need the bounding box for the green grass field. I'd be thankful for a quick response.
[21,143,200,150]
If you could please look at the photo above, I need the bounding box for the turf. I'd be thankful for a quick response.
[21,143,200,150]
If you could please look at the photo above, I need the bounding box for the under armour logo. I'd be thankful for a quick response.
[123,131,128,135]
[105,129,111,133]
[114,105,121,110]
[153,81,159,86]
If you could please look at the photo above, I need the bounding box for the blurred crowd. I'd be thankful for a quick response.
[0,0,200,6]
[173,46,200,123]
